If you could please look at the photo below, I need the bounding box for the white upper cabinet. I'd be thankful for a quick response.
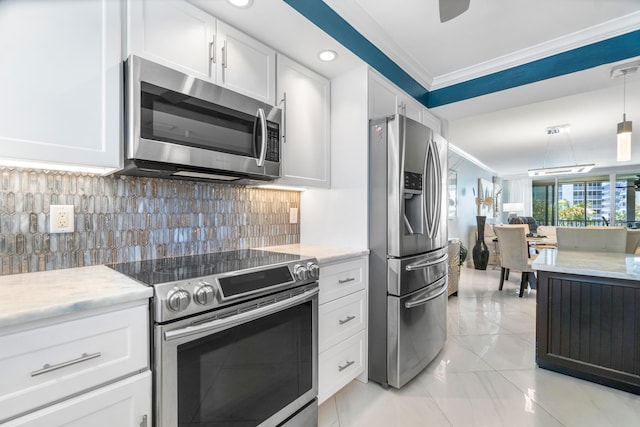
[215,21,276,105]
[0,0,121,172]
[128,0,276,104]
[127,0,216,81]
[368,69,439,129]
[276,55,331,188]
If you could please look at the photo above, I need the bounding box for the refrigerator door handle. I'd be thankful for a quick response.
[424,137,442,239]
[405,253,448,271]
[404,276,448,308]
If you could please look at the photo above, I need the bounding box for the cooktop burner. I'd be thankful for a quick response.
[108,249,308,286]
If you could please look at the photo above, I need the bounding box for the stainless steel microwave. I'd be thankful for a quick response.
[119,55,282,183]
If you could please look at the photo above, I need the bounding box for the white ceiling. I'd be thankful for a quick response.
[194,0,640,178]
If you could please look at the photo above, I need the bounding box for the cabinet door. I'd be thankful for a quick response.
[369,70,424,122]
[276,55,331,188]
[0,304,149,422]
[400,96,423,123]
[0,0,121,171]
[3,371,152,427]
[128,0,216,81]
[369,70,398,119]
[216,21,276,104]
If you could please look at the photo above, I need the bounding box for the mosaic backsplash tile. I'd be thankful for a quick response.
[0,168,300,276]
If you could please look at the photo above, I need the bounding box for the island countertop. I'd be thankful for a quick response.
[532,249,640,281]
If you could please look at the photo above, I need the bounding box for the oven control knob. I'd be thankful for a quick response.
[194,282,215,305]
[307,262,320,279]
[293,264,308,281]
[166,288,191,312]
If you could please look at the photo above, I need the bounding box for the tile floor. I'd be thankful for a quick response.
[318,267,640,427]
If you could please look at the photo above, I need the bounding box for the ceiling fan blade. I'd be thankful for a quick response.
[439,0,470,23]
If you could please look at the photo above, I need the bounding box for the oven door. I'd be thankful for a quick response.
[155,285,318,427]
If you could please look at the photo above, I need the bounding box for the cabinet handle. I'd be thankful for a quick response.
[210,36,216,63]
[279,92,287,143]
[31,352,101,377]
[339,315,356,325]
[222,40,228,69]
[338,277,355,284]
[140,415,148,427]
[338,360,355,372]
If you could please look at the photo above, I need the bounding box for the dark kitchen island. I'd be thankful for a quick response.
[532,249,640,395]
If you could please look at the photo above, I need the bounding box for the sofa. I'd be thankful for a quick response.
[509,216,538,234]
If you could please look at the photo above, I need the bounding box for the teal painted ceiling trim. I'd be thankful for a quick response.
[428,30,640,108]
[283,0,430,105]
[284,0,640,109]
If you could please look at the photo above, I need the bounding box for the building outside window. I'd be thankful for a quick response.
[531,176,640,227]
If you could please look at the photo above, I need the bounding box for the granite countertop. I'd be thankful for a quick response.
[532,248,640,281]
[261,243,369,265]
[0,266,153,329]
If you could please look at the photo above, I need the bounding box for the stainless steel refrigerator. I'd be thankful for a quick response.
[368,113,448,388]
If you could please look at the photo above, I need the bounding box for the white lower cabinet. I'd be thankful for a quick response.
[0,302,151,426]
[318,255,368,404]
[3,371,151,427]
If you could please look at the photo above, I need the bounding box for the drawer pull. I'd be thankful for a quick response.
[338,277,355,284]
[339,315,356,325]
[31,352,101,377]
[338,360,355,372]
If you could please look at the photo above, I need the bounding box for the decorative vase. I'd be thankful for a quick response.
[472,215,490,270]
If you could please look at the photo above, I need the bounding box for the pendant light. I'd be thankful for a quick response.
[611,62,638,162]
[528,124,595,177]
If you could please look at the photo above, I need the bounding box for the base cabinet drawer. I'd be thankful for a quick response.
[3,371,151,427]
[319,258,366,304]
[319,290,365,352]
[0,304,149,422]
[318,330,365,404]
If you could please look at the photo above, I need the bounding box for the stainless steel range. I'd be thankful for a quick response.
[109,249,320,427]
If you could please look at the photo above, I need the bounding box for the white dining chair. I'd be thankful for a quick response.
[494,225,535,298]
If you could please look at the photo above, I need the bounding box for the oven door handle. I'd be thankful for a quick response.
[164,287,319,342]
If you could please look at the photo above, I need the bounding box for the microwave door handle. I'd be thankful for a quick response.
[256,108,267,167]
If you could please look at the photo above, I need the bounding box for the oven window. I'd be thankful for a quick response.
[140,82,260,158]
[177,301,313,426]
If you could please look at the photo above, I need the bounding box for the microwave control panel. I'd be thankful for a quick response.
[265,121,280,162]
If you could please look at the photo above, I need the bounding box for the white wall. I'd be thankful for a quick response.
[448,150,497,264]
[300,65,369,248]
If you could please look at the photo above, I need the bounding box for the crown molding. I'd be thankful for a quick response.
[431,11,640,90]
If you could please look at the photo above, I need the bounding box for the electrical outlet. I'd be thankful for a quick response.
[289,207,298,224]
[50,205,75,233]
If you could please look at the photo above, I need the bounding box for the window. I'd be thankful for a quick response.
[532,177,612,227]
[613,174,640,228]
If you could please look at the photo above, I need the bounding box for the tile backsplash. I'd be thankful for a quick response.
[0,168,300,276]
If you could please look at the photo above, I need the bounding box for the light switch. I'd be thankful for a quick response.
[289,207,298,224]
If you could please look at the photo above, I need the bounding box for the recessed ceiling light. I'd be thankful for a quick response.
[318,50,338,62]
[228,0,253,8]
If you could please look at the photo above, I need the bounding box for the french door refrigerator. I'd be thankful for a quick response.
[368,113,448,388]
